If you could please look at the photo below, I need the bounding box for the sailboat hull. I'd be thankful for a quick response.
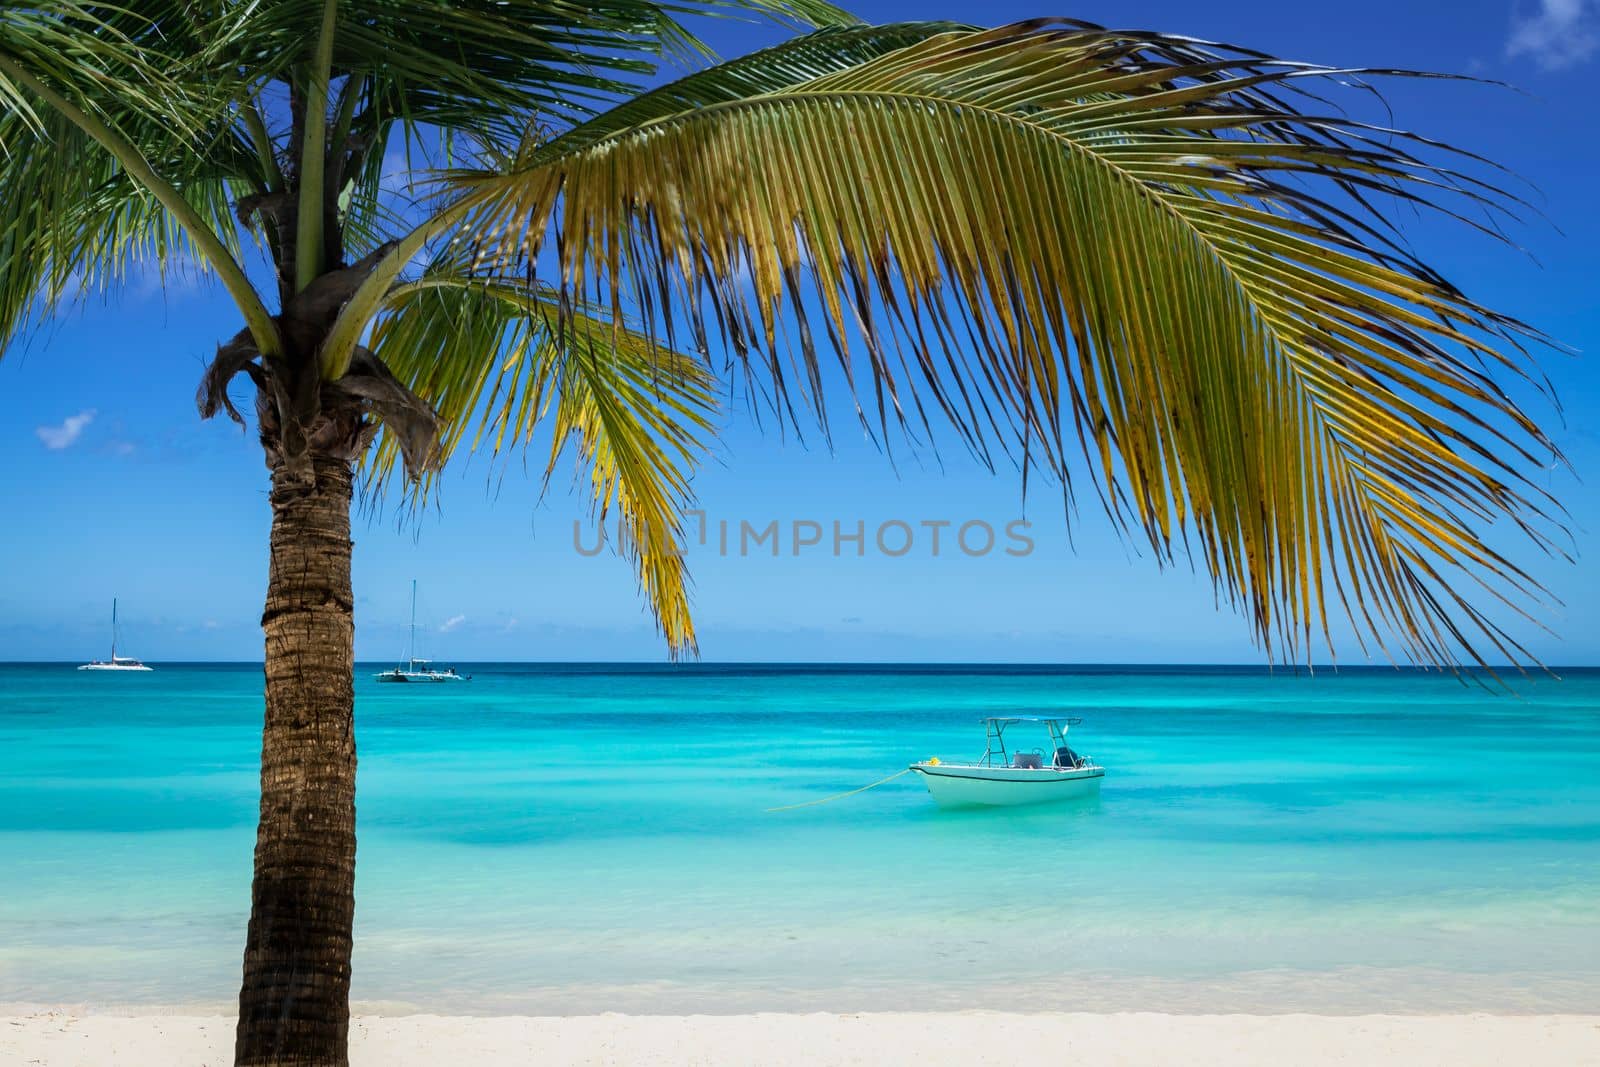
[373,670,468,682]
[78,663,153,672]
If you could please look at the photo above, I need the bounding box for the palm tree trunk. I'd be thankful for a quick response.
[236,451,358,1067]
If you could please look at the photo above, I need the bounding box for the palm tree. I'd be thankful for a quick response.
[0,4,1563,1065]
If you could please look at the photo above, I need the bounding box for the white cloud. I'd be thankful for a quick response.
[440,614,467,633]
[36,409,96,450]
[1508,0,1598,70]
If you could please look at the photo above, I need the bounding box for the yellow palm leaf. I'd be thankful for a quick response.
[369,271,715,654]
[451,19,1563,669]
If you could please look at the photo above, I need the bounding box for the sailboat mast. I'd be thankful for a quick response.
[408,579,417,667]
[110,598,117,661]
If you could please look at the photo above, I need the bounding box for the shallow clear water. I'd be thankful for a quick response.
[1,663,1597,1013]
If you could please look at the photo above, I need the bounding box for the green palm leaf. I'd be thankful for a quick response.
[0,70,252,352]
[0,0,862,337]
[455,18,1563,668]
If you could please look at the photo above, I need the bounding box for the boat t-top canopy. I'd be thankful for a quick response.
[976,716,1084,766]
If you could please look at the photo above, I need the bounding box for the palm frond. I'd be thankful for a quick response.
[520,20,970,159]
[368,268,716,653]
[3,0,865,349]
[0,1,196,139]
[0,97,255,357]
[316,20,973,379]
[184,0,859,155]
[0,2,284,353]
[455,19,1564,669]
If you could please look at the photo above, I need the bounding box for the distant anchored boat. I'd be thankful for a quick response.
[78,598,153,672]
[374,660,468,683]
[374,580,469,683]
[910,716,1101,807]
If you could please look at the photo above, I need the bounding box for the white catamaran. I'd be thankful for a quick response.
[78,598,153,672]
[910,717,1102,807]
[373,580,469,683]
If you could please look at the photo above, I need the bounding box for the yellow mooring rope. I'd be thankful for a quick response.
[764,767,914,813]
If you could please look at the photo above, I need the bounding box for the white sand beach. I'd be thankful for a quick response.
[5,1012,1598,1066]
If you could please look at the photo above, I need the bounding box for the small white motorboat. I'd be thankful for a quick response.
[910,716,1102,808]
[78,598,153,672]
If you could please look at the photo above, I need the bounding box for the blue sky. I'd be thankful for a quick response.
[1,0,1596,663]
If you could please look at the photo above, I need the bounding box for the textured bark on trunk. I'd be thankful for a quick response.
[236,452,358,1067]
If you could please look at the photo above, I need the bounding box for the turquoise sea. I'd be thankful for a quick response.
[1,663,1597,1014]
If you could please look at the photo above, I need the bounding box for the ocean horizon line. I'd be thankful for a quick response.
[7,659,1597,673]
